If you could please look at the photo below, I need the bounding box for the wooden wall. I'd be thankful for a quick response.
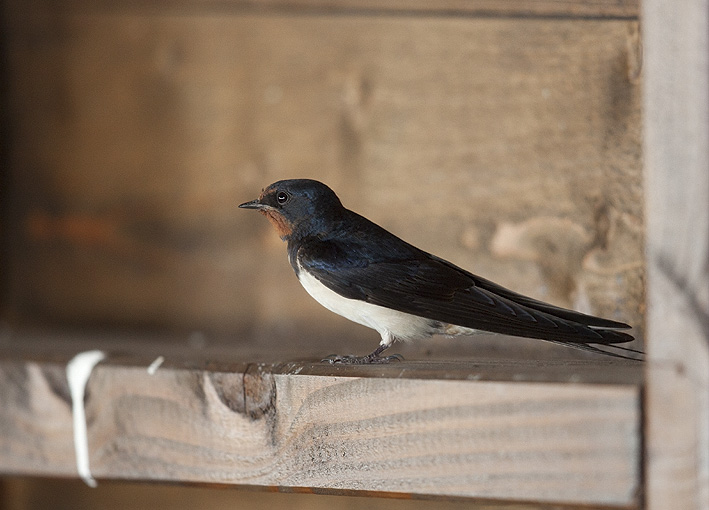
[1,0,644,357]
[642,0,709,507]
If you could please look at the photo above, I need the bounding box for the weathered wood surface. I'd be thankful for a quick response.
[38,0,640,19]
[228,0,640,18]
[3,9,644,355]
[0,337,641,507]
[0,329,645,384]
[643,0,709,508]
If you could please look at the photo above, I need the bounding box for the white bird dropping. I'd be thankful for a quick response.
[66,350,106,488]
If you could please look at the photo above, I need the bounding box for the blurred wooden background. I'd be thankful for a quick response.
[0,0,653,509]
[1,0,644,360]
[4,0,709,508]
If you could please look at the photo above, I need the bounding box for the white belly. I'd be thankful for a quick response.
[296,265,440,346]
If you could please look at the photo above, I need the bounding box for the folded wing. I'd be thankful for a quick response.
[297,238,633,346]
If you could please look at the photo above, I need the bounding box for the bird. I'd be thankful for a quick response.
[239,179,640,364]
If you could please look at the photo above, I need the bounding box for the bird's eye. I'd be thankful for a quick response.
[276,191,289,204]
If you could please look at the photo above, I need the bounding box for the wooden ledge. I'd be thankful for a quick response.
[36,0,640,20]
[0,332,642,508]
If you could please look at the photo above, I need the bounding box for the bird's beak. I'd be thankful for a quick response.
[239,198,268,210]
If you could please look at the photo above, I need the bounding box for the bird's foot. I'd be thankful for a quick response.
[322,344,403,364]
[322,352,404,365]
[322,353,403,364]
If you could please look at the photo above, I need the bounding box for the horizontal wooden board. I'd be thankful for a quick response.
[226,0,640,18]
[0,330,645,384]
[0,343,641,506]
[33,0,640,19]
[2,10,644,356]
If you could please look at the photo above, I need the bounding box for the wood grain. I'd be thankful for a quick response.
[0,347,641,506]
[228,0,640,18]
[45,0,640,19]
[0,330,644,384]
[643,0,709,508]
[3,11,644,354]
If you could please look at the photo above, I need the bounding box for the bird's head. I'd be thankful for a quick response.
[239,179,344,240]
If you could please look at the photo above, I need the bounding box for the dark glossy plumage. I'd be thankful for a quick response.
[294,209,633,345]
[241,179,638,361]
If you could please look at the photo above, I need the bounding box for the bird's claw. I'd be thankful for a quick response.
[322,353,404,365]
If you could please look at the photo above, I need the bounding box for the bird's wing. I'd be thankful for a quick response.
[430,255,632,329]
[297,239,633,345]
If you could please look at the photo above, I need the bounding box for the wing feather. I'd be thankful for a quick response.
[297,235,634,346]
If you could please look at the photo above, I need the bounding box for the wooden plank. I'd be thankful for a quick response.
[0,330,645,385]
[2,13,644,355]
[43,0,640,19]
[223,0,640,18]
[0,346,641,507]
[642,0,709,508]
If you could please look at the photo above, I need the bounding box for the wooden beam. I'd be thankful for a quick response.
[224,0,640,18]
[643,0,709,508]
[0,337,642,507]
[10,0,640,19]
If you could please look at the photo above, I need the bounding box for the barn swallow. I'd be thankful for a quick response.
[240,179,640,363]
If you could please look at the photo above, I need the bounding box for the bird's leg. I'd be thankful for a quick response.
[322,333,404,364]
